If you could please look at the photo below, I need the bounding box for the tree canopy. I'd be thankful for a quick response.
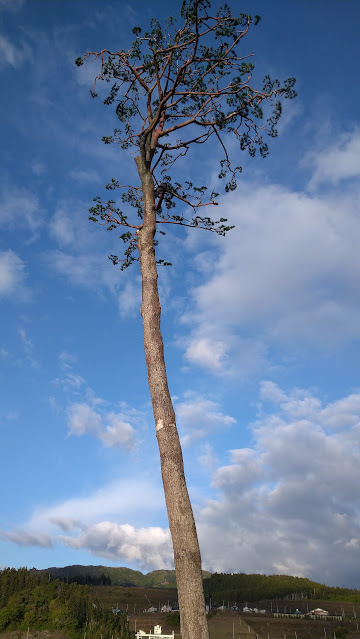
[75,0,296,269]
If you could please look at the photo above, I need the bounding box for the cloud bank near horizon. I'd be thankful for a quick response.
[1,382,358,587]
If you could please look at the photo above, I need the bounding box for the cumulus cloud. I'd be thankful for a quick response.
[53,353,141,449]
[61,522,173,569]
[175,391,236,446]
[68,402,136,449]
[0,249,31,301]
[182,178,360,375]
[184,334,229,372]
[213,448,263,491]
[1,477,170,571]
[197,383,360,588]
[184,330,268,378]
[1,385,358,582]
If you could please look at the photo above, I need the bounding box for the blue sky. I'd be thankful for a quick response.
[0,0,359,589]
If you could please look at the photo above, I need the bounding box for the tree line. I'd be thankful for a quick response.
[202,573,360,605]
[53,572,112,586]
[0,568,130,638]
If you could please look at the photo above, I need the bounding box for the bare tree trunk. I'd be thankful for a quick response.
[135,155,209,639]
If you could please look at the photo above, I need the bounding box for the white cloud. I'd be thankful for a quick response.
[2,384,358,583]
[49,210,77,247]
[54,354,141,448]
[260,381,360,434]
[213,448,263,491]
[198,443,218,473]
[48,201,105,251]
[0,249,30,301]
[117,278,141,317]
[0,187,42,232]
[73,57,102,88]
[27,478,164,532]
[0,0,25,12]
[182,179,360,375]
[304,128,360,190]
[69,168,102,184]
[18,327,38,367]
[55,371,85,390]
[47,250,113,290]
[60,522,173,569]
[175,391,235,446]
[321,394,360,430]
[46,244,139,317]
[0,529,53,548]
[29,160,46,176]
[197,383,360,588]
[52,351,85,391]
[185,335,228,372]
[67,402,136,449]
[0,34,30,67]
[5,411,20,421]
[101,412,137,448]
[18,327,34,354]
[184,330,268,378]
[1,477,171,571]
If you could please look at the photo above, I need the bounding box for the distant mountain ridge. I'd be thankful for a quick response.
[40,565,212,588]
[39,566,360,602]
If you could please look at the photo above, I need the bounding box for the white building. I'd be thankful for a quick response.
[144,606,158,613]
[309,608,329,617]
[161,604,173,613]
[136,625,175,639]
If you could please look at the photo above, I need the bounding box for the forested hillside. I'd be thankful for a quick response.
[1,566,359,638]
[40,565,211,588]
[0,568,130,638]
[203,573,360,604]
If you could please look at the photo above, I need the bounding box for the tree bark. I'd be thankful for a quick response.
[135,153,209,639]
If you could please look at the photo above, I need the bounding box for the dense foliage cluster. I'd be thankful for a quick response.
[165,612,181,627]
[48,572,112,586]
[0,568,130,638]
[203,573,360,605]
